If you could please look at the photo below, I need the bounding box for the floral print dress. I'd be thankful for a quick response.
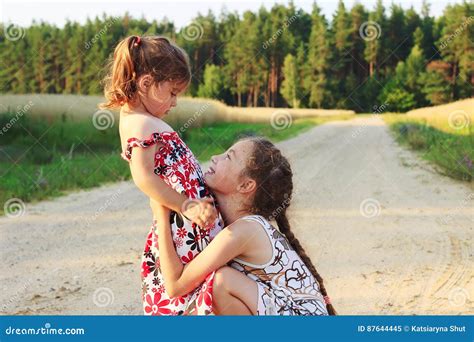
[121,131,223,315]
[229,215,329,315]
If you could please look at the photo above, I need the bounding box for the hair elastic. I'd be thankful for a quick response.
[133,36,141,47]
[323,296,331,305]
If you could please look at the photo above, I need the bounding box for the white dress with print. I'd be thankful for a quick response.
[229,215,329,316]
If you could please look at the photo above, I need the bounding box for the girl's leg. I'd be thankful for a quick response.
[212,266,258,315]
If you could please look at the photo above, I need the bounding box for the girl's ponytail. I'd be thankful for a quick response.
[101,35,141,109]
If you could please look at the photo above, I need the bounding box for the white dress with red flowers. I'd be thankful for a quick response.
[122,131,223,315]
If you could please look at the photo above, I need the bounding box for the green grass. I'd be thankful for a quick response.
[0,112,351,215]
[384,115,474,182]
[0,114,127,214]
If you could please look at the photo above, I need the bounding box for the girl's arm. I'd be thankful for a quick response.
[129,143,216,227]
[154,205,253,298]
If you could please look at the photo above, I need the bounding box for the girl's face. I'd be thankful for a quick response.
[204,140,255,195]
[139,78,187,118]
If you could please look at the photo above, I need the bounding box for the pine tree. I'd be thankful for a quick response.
[347,3,369,110]
[420,68,451,105]
[197,64,225,99]
[0,3,471,112]
[420,0,436,59]
[329,0,353,108]
[404,7,422,57]
[378,62,416,112]
[264,4,296,107]
[379,27,427,110]
[281,54,301,108]
[177,11,221,96]
[306,3,329,108]
[295,43,308,108]
[437,2,474,100]
[223,11,258,106]
[386,4,408,69]
[364,0,387,77]
[405,42,427,106]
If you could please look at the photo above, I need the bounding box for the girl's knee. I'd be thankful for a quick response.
[213,266,233,292]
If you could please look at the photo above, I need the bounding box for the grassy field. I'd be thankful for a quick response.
[384,98,474,182]
[0,94,354,125]
[0,95,353,215]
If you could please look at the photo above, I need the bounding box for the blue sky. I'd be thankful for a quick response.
[1,0,457,28]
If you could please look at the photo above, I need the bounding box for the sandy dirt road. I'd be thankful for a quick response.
[1,116,472,315]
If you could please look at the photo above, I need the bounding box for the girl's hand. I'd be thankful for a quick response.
[181,197,218,229]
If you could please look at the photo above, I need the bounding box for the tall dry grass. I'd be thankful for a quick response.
[384,98,474,181]
[0,94,354,125]
[404,98,474,135]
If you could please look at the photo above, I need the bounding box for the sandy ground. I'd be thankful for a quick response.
[1,116,472,315]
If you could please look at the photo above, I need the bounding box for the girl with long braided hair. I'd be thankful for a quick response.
[154,136,336,315]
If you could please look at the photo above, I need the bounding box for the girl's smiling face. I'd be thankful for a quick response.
[204,140,256,195]
[138,77,187,118]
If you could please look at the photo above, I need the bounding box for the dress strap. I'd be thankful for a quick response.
[239,215,267,226]
[121,131,176,162]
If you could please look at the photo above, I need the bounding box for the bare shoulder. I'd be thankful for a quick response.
[220,217,270,259]
[120,113,174,140]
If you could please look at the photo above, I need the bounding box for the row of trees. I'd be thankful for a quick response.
[0,0,472,112]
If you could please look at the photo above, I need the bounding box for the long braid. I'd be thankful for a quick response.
[275,212,337,315]
[240,136,336,315]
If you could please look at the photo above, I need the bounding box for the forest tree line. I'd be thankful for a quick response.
[0,0,472,112]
